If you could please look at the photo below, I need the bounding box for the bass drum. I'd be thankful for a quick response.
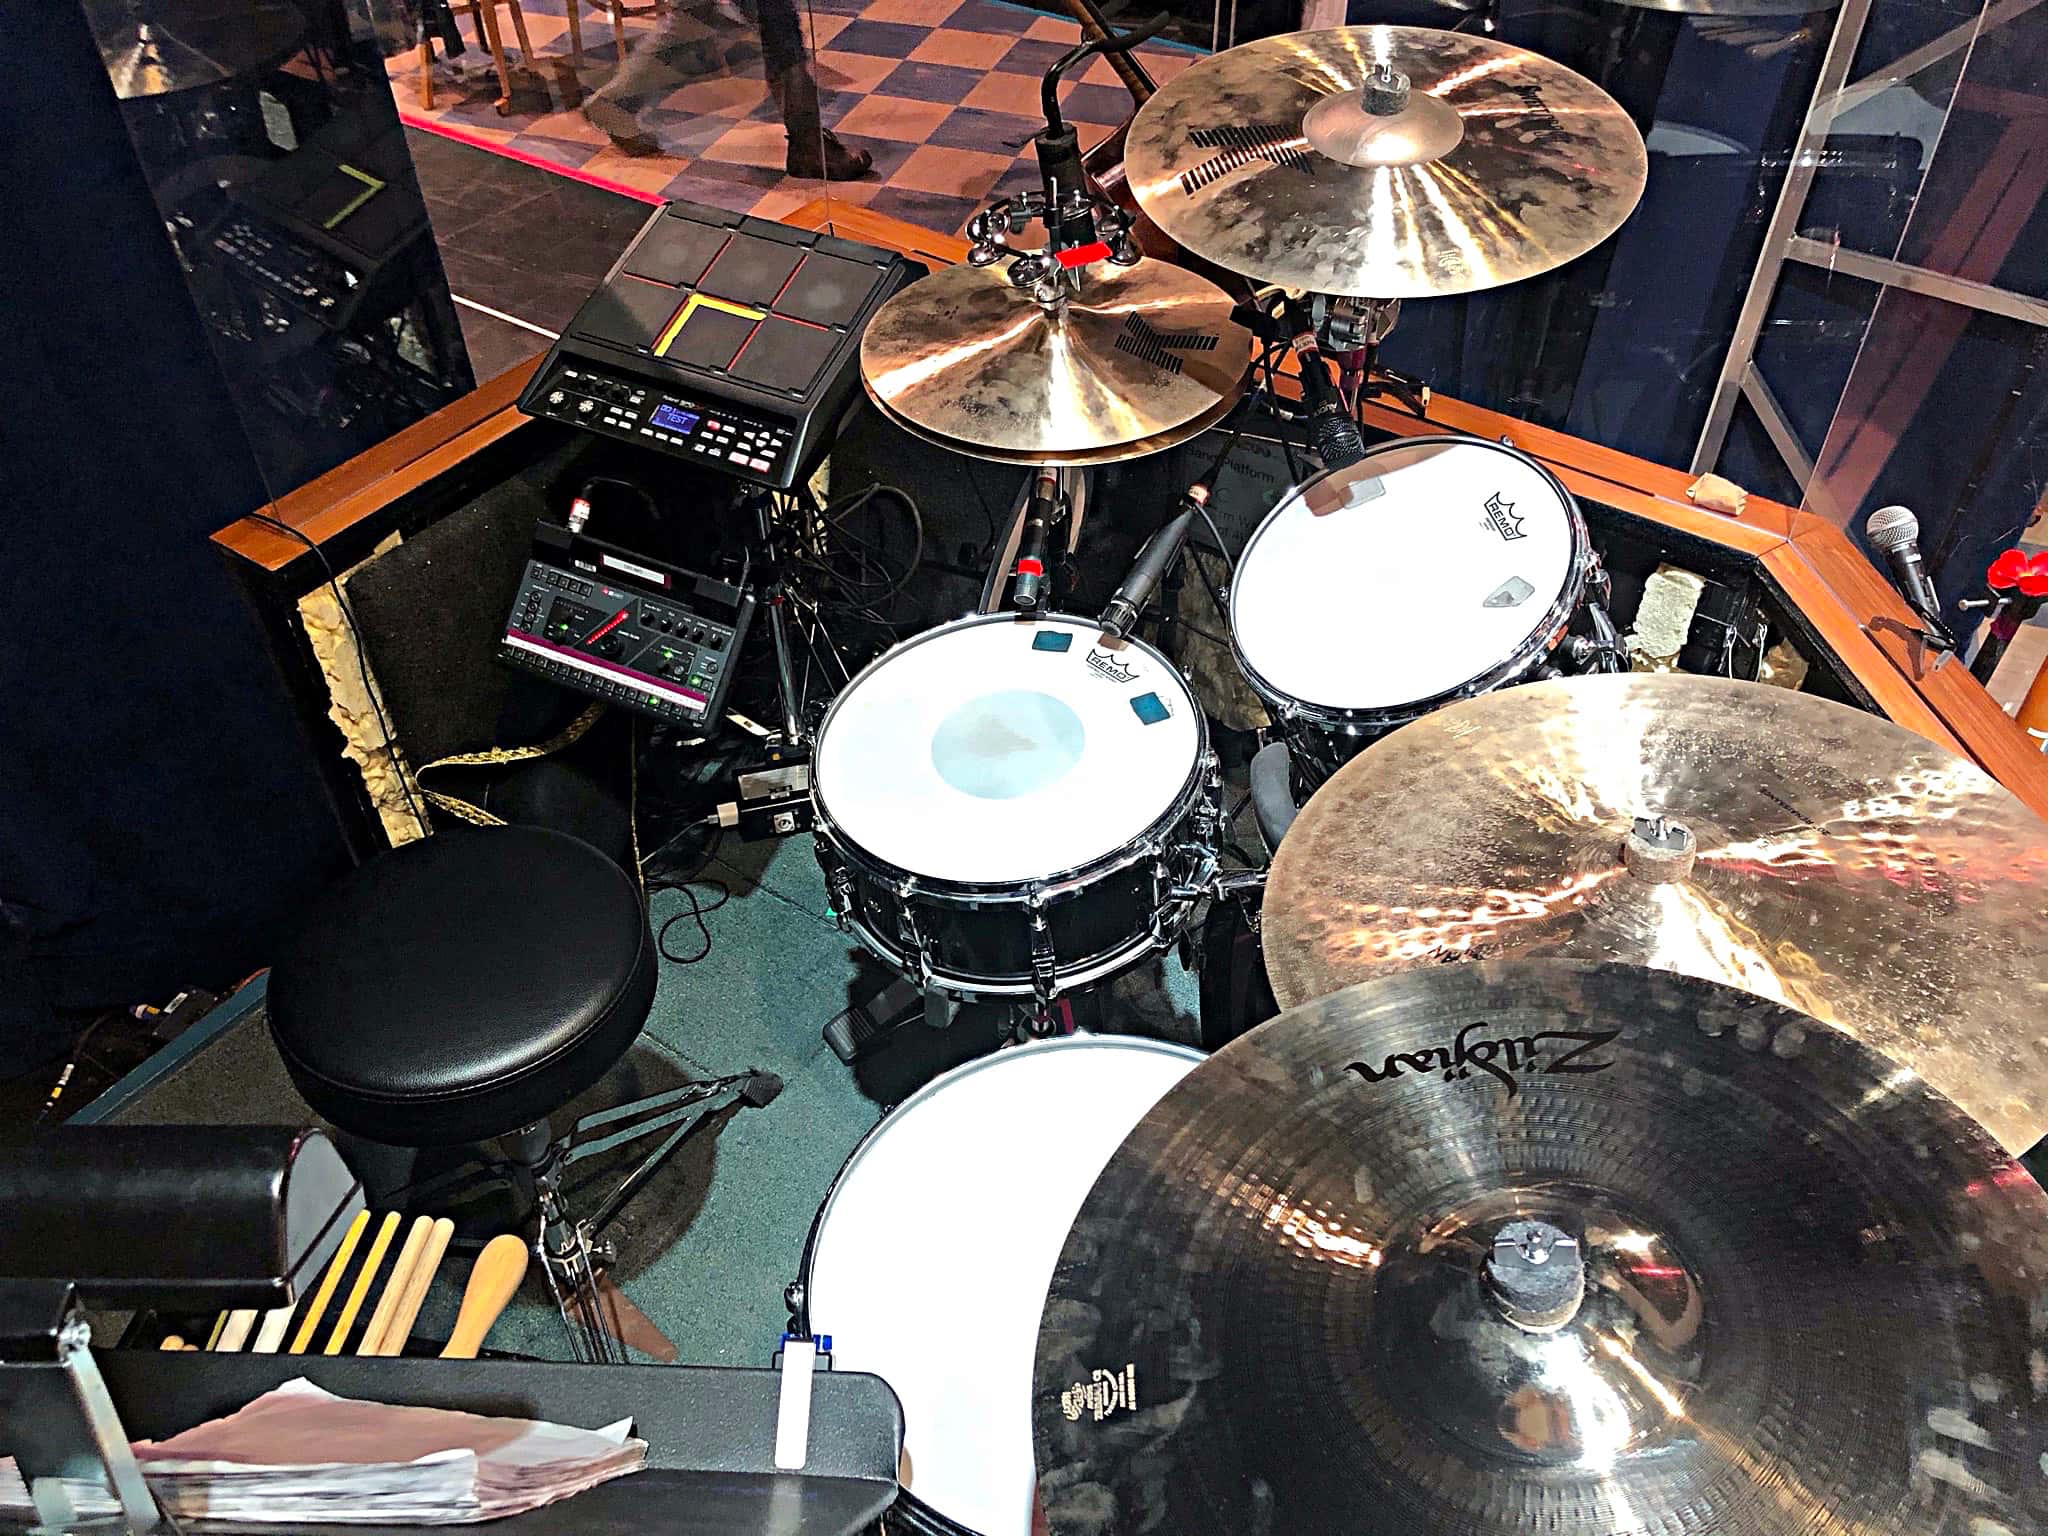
[1230,435,1595,787]
[812,612,1218,1002]
[790,1035,1204,1536]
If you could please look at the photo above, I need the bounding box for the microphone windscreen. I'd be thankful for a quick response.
[741,1071,784,1108]
[1866,504,1919,551]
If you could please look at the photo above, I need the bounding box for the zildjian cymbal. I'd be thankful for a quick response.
[1125,27,1648,299]
[858,259,1251,465]
[1033,960,2048,1536]
[1260,673,2048,1153]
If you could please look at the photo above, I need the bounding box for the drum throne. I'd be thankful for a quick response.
[265,824,779,1360]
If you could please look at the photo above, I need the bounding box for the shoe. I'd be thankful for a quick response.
[786,128,873,180]
[773,63,874,181]
[582,94,661,157]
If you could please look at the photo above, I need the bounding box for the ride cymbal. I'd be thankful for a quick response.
[858,259,1250,465]
[1125,27,1648,298]
[1033,960,2048,1536]
[1261,673,2048,1153]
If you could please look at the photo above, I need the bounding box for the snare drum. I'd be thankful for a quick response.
[1230,435,1594,785]
[812,613,1218,1002]
[790,1035,1204,1536]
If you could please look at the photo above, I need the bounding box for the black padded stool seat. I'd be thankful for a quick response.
[268,828,656,1147]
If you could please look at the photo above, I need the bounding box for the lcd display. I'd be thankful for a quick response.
[651,403,700,434]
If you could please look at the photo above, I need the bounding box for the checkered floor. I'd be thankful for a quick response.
[390,0,1197,235]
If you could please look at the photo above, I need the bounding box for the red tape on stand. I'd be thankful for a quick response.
[1055,242,1114,270]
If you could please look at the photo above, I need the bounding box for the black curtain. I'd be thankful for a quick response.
[0,3,349,1059]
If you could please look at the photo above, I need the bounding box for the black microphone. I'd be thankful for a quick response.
[1289,325,1365,470]
[1100,486,1206,640]
[1866,504,1943,624]
[1012,470,1058,609]
[741,1070,783,1108]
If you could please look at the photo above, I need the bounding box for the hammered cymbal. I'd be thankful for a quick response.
[1125,27,1648,298]
[1034,960,2048,1536]
[858,259,1251,465]
[1261,673,2048,1152]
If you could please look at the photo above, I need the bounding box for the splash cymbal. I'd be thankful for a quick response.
[1261,673,2048,1153]
[1033,960,2048,1536]
[1125,27,1648,298]
[858,259,1251,465]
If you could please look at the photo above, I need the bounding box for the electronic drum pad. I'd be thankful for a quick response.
[1031,959,2048,1536]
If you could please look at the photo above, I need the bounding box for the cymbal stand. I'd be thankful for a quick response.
[1311,295,1431,419]
[980,466,1093,614]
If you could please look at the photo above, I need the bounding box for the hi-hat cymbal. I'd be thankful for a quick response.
[858,259,1251,465]
[1034,960,2048,1536]
[1125,27,1648,298]
[1261,673,2048,1153]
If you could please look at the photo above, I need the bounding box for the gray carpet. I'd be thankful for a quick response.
[98,831,1200,1366]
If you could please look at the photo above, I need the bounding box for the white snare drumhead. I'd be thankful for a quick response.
[806,1037,1202,1535]
[1231,439,1579,712]
[813,615,1201,884]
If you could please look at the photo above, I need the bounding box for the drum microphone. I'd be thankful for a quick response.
[1287,316,1366,471]
[1866,504,1944,626]
[1100,485,1208,641]
[1013,470,1059,609]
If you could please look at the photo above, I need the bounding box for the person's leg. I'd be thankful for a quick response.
[757,0,872,179]
[583,8,704,153]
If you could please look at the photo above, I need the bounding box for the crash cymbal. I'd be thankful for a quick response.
[1261,673,2048,1153]
[1034,960,2048,1536]
[858,259,1251,465]
[88,0,307,98]
[1125,27,1648,299]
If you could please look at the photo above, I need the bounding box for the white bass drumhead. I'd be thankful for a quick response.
[807,1036,1203,1536]
[813,614,1201,885]
[1231,439,1580,713]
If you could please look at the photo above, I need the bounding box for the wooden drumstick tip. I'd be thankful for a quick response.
[289,1208,371,1356]
[324,1211,401,1356]
[358,1215,434,1357]
[379,1217,455,1357]
[440,1233,528,1360]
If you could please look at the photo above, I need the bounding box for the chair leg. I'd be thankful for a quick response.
[470,0,515,114]
[418,35,435,109]
[564,0,583,71]
[610,1,625,62]
[503,0,537,66]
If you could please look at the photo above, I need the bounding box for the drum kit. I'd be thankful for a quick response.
[787,20,2048,1536]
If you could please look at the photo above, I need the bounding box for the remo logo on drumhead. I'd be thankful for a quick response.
[1483,491,1526,541]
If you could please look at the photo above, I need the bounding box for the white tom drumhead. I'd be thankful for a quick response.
[806,1036,1202,1536]
[1231,439,1580,713]
[813,614,1201,885]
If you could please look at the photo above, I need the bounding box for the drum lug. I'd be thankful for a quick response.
[1027,901,1059,1005]
[893,893,936,991]
[822,860,856,934]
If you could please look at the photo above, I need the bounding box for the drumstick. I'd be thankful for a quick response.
[289,1209,370,1355]
[203,1311,228,1350]
[357,1215,433,1356]
[250,1305,296,1355]
[214,1309,258,1351]
[324,1210,400,1355]
[440,1234,527,1359]
[378,1217,454,1357]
